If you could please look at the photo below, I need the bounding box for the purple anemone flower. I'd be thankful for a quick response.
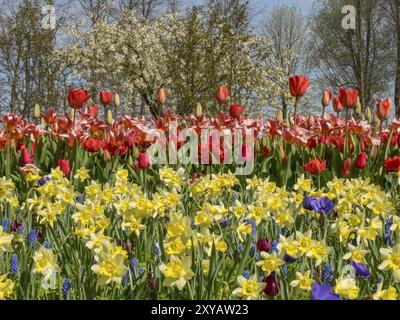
[303,196,334,215]
[311,282,341,300]
[303,196,318,211]
[350,261,371,278]
[314,197,335,215]
[283,253,299,264]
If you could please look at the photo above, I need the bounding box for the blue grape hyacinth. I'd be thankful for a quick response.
[10,254,18,275]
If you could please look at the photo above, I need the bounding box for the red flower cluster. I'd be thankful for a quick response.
[304,159,326,175]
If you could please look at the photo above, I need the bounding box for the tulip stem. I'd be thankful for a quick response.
[293,97,299,126]
[345,108,349,158]
[73,109,76,128]
[321,106,325,119]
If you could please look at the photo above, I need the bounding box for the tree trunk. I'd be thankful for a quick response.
[281,95,287,120]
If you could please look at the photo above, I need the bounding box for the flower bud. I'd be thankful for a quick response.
[114,93,120,108]
[355,96,362,114]
[106,109,113,125]
[308,115,315,127]
[277,109,284,124]
[156,88,168,105]
[365,107,371,122]
[133,145,140,158]
[195,103,203,117]
[33,103,41,119]
[215,87,229,104]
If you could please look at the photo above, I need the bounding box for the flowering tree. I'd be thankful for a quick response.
[58,10,177,117]
[58,6,297,118]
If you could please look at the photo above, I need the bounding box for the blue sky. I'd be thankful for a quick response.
[182,0,314,13]
[181,0,315,29]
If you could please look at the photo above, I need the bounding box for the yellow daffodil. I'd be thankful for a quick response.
[0,226,13,255]
[232,275,265,300]
[373,284,398,300]
[0,274,14,300]
[334,276,359,300]
[74,168,90,182]
[91,244,127,285]
[307,240,332,267]
[165,237,186,256]
[33,247,60,289]
[256,252,285,276]
[342,244,369,264]
[379,244,400,282]
[290,270,313,291]
[159,255,194,291]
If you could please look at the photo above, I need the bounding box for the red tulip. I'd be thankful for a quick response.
[229,103,245,119]
[376,98,392,121]
[257,239,271,252]
[83,137,106,153]
[156,88,168,105]
[262,147,270,157]
[20,145,34,165]
[333,97,343,113]
[354,152,367,170]
[67,89,91,109]
[58,159,71,176]
[304,159,326,175]
[138,152,151,169]
[307,137,318,149]
[99,91,113,105]
[264,274,280,297]
[384,156,400,172]
[86,104,99,117]
[321,91,332,107]
[338,88,358,109]
[342,158,352,177]
[289,75,310,97]
[147,273,157,290]
[215,87,229,104]
[11,220,22,233]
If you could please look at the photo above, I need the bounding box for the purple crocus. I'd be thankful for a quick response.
[311,282,341,300]
[350,261,371,278]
